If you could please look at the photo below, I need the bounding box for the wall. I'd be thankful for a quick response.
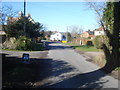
[80,32,89,38]
[94,31,105,36]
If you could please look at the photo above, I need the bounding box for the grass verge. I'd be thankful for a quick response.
[65,43,100,52]
[73,46,100,52]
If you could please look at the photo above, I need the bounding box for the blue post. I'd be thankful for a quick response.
[22,53,30,64]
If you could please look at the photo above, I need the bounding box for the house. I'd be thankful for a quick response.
[7,17,19,24]
[94,26,105,36]
[0,25,6,36]
[0,30,6,35]
[75,27,106,46]
[80,30,94,39]
[50,32,66,41]
[7,11,35,24]
[0,28,6,48]
[79,30,94,45]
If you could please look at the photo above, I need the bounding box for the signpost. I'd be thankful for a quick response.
[22,1,29,64]
[22,53,30,64]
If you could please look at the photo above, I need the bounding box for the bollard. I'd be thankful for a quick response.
[43,42,46,47]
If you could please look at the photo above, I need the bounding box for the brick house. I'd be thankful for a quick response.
[80,30,94,39]
[79,30,94,45]
[7,11,35,24]
[75,27,106,46]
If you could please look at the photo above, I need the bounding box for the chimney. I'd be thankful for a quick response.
[28,13,31,17]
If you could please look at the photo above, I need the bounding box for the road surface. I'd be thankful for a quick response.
[1,42,119,89]
[34,43,119,89]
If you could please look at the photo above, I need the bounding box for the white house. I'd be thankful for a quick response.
[94,27,105,36]
[50,32,66,41]
[0,30,6,35]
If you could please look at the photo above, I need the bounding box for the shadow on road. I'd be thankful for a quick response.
[46,42,71,50]
[38,60,110,88]
[2,53,53,88]
[1,51,117,89]
[42,70,109,88]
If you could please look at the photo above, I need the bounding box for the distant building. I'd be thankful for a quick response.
[7,11,35,24]
[94,27,105,36]
[0,30,6,35]
[75,26,106,46]
[78,30,94,45]
[27,13,35,24]
[80,30,94,39]
[50,32,66,41]
[0,25,6,35]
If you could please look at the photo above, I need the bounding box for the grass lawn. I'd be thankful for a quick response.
[65,43,80,46]
[65,43,100,52]
[73,46,100,52]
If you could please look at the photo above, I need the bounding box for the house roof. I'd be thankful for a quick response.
[51,32,66,36]
[86,30,94,35]
[7,13,34,24]
[60,32,67,36]
[94,26,104,31]
[8,17,19,24]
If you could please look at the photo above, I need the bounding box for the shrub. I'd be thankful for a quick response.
[86,41,93,46]
[93,35,111,50]
[16,36,32,51]
[93,35,104,49]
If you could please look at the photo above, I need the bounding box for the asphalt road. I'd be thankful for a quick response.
[1,42,119,89]
[35,42,119,89]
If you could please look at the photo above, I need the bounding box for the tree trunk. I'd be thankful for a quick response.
[101,2,120,73]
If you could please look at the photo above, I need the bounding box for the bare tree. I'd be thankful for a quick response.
[0,5,18,26]
[0,5,19,48]
[86,2,106,31]
[86,2,120,73]
[69,25,84,38]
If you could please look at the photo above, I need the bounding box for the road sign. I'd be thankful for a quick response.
[22,53,30,64]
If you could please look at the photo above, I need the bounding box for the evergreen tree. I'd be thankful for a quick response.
[6,15,44,39]
[101,2,120,73]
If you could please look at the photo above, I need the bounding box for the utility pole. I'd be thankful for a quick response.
[66,26,68,42]
[24,0,26,37]
[24,0,26,16]
[22,0,30,63]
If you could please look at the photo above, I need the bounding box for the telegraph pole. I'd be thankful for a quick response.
[24,0,26,36]
[22,0,30,64]
[66,26,68,42]
[24,0,26,16]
